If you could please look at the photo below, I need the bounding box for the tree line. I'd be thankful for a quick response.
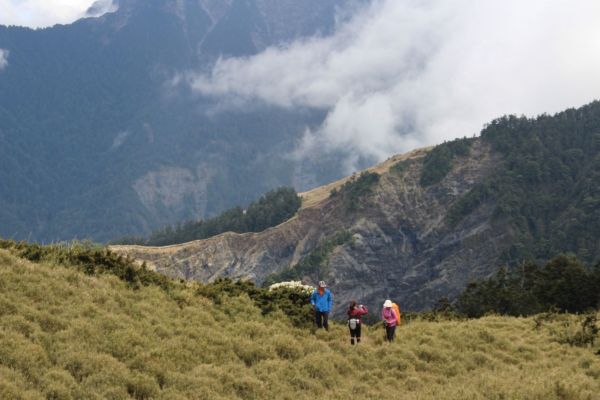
[455,254,600,317]
[115,187,301,246]
[447,102,600,265]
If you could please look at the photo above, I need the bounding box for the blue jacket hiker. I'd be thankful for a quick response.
[310,281,333,330]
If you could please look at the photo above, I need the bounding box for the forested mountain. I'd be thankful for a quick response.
[115,187,302,246]
[0,0,351,242]
[112,101,600,314]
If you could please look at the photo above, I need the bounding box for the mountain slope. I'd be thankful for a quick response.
[112,140,502,313]
[0,0,349,242]
[112,101,600,315]
[1,249,598,399]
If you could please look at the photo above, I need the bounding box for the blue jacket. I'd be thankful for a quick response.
[311,288,333,313]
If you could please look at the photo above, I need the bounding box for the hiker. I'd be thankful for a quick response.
[347,300,368,345]
[310,281,333,330]
[382,299,399,342]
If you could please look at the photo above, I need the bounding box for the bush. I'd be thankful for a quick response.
[0,331,50,383]
[127,372,160,400]
[41,368,79,400]
[560,314,599,347]
[331,172,380,213]
[196,278,313,328]
[0,239,171,291]
[273,334,303,361]
[420,137,474,186]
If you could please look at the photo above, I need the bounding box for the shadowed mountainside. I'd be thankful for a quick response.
[0,0,352,242]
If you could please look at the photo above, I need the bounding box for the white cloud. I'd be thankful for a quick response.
[111,130,130,150]
[0,49,8,71]
[84,0,118,18]
[0,0,117,28]
[187,0,600,170]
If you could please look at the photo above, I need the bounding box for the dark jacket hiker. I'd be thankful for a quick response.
[347,300,368,345]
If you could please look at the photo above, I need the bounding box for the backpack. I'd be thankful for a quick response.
[392,303,401,326]
[348,318,358,330]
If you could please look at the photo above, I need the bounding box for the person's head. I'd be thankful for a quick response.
[318,280,327,288]
[349,300,357,310]
[383,299,392,308]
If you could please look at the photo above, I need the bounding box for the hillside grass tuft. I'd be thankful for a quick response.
[1,250,599,399]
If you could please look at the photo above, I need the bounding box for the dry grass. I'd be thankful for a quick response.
[1,249,599,399]
[298,147,431,210]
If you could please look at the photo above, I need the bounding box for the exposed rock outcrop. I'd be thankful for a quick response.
[112,139,511,316]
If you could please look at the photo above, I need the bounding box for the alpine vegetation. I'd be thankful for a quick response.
[1,243,599,399]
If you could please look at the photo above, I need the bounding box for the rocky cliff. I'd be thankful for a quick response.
[112,138,510,315]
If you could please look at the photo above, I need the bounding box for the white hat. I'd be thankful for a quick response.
[318,281,327,288]
[383,299,392,308]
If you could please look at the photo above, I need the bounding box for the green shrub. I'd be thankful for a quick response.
[420,137,474,186]
[389,158,418,175]
[0,331,50,383]
[127,372,160,400]
[233,338,275,367]
[331,172,380,213]
[0,239,171,291]
[196,278,313,328]
[560,314,599,347]
[41,368,79,400]
[273,334,303,360]
[2,315,39,338]
[0,365,44,400]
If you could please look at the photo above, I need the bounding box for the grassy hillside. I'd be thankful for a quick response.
[1,250,599,399]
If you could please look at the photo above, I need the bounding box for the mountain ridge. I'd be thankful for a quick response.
[112,101,600,316]
[111,139,502,314]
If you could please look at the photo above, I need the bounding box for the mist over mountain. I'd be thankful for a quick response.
[0,0,354,242]
[2,0,600,243]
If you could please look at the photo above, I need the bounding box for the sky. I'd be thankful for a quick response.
[0,0,115,28]
[186,0,600,169]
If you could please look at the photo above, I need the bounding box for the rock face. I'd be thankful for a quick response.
[112,139,511,315]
